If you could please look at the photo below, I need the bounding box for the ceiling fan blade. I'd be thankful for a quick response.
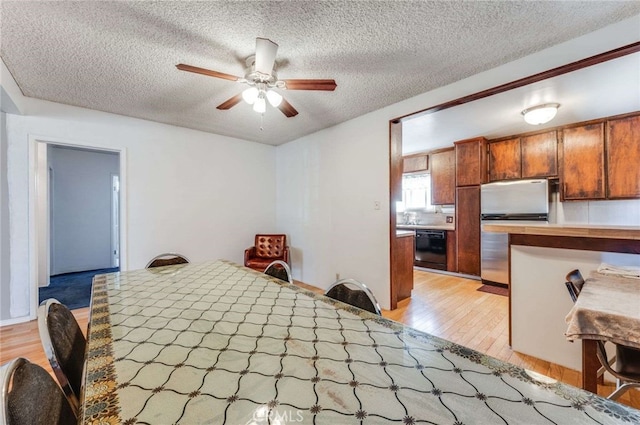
[176,64,240,82]
[278,98,299,118]
[216,93,243,110]
[282,79,337,91]
[254,38,278,75]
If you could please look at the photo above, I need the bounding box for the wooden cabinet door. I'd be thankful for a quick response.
[455,138,486,186]
[446,230,457,272]
[521,131,558,178]
[561,123,605,200]
[394,235,415,301]
[456,186,480,276]
[607,115,640,199]
[403,154,428,173]
[488,138,521,181]
[430,149,455,204]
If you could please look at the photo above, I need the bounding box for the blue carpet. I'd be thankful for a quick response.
[38,267,119,310]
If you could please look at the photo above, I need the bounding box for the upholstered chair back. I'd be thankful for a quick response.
[255,234,287,259]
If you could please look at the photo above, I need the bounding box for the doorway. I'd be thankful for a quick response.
[33,139,125,313]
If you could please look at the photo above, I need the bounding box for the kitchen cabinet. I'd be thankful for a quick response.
[446,230,457,272]
[403,153,428,174]
[393,233,415,301]
[455,137,487,186]
[430,149,455,205]
[488,138,521,181]
[521,131,558,178]
[607,114,640,199]
[456,186,481,276]
[561,123,605,200]
[487,131,558,182]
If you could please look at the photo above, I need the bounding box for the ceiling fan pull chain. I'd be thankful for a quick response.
[260,113,264,131]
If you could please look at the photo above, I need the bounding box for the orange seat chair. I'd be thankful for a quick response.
[244,234,289,272]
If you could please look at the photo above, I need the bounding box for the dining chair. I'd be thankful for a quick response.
[325,278,382,316]
[264,260,293,284]
[563,269,640,400]
[0,357,76,425]
[37,299,86,416]
[146,252,190,268]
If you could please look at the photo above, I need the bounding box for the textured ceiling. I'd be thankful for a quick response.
[1,1,639,146]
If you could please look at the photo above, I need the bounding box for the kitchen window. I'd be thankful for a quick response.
[398,173,435,212]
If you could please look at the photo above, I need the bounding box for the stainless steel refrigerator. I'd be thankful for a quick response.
[480,179,549,286]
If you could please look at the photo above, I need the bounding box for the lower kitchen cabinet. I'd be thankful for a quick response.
[393,234,415,301]
[456,186,481,276]
[446,230,457,272]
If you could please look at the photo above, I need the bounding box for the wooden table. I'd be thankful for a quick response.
[80,260,640,424]
[565,272,640,393]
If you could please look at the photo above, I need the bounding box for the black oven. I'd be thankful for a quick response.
[415,230,447,270]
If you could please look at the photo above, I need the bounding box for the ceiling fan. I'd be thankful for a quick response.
[176,38,337,117]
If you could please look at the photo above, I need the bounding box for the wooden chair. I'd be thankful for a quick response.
[264,260,293,284]
[146,253,190,268]
[0,357,76,425]
[244,234,289,272]
[563,269,640,400]
[37,299,86,416]
[325,278,381,315]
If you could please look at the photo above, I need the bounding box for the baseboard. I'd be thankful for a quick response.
[0,314,33,327]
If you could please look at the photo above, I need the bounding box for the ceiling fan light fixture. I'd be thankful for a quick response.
[242,87,259,104]
[253,95,266,113]
[522,103,560,125]
[266,90,283,107]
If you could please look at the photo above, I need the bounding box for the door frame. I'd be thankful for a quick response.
[28,134,127,319]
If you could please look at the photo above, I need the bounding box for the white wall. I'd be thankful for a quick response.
[0,112,11,321]
[4,98,277,322]
[49,145,119,275]
[275,15,640,310]
[276,115,391,302]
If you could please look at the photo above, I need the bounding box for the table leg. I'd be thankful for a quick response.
[582,339,599,393]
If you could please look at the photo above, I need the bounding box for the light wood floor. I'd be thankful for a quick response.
[1,271,638,409]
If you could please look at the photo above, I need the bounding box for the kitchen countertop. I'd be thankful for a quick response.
[397,223,455,231]
[483,222,640,240]
[396,229,415,238]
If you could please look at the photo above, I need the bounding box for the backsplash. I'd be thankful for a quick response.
[397,208,455,226]
[550,192,640,226]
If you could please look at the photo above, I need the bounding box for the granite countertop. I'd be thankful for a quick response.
[397,223,455,231]
[482,222,640,240]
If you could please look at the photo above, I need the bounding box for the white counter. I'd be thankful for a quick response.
[396,229,415,238]
[397,224,455,231]
[483,222,640,240]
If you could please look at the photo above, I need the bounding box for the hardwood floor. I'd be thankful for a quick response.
[1,271,638,409]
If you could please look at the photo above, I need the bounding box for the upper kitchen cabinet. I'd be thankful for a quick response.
[561,122,605,200]
[488,138,521,181]
[487,131,558,182]
[607,114,640,199]
[455,137,487,186]
[430,148,455,205]
[521,131,558,179]
[403,153,428,174]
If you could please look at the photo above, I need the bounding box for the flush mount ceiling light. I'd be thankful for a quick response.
[521,103,560,125]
